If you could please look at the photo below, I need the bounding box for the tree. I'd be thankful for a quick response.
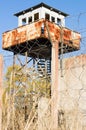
[2,64,51,130]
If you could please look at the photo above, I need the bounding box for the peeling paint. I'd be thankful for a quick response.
[2,19,81,53]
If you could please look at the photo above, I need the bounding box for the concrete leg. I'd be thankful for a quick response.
[51,41,58,130]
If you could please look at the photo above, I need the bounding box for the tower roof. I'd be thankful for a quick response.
[14,2,69,17]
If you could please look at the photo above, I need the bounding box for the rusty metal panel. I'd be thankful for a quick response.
[45,21,81,48]
[2,19,81,51]
[2,21,42,49]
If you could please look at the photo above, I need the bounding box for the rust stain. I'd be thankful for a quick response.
[63,29,71,41]
[2,19,81,51]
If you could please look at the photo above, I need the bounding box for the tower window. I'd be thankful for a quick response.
[51,16,55,22]
[22,18,26,25]
[57,18,61,25]
[34,13,39,21]
[28,16,32,23]
[45,13,50,21]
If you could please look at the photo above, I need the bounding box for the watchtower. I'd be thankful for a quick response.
[2,2,81,130]
[14,2,67,27]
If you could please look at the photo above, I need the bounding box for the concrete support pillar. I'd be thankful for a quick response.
[0,55,3,130]
[51,41,58,130]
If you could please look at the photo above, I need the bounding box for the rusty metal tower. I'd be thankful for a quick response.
[2,3,81,130]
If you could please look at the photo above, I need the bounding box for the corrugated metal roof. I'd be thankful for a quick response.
[14,2,69,17]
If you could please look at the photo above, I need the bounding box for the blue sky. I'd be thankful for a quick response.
[0,0,86,59]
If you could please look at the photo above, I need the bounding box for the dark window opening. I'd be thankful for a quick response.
[34,13,39,21]
[22,18,26,25]
[28,16,32,23]
[51,16,55,22]
[57,18,61,25]
[45,13,50,21]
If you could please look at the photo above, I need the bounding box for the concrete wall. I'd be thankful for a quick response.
[38,54,86,130]
[58,54,86,130]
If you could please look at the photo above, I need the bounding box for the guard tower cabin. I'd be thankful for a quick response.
[15,2,67,27]
[2,2,81,58]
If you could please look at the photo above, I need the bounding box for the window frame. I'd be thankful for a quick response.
[57,18,61,25]
[34,13,39,21]
[22,18,26,25]
[28,16,32,24]
[45,13,50,21]
[51,16,55,23]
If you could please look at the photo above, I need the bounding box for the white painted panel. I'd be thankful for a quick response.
[18,7,65,26]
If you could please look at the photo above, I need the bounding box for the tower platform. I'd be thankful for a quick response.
[2,19,81,58]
